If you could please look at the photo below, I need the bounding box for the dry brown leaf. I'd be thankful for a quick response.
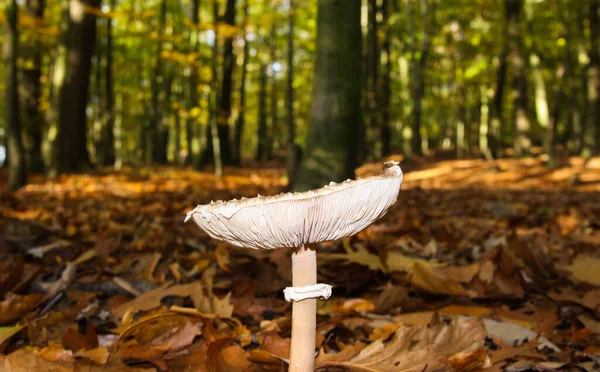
[392,311,434,326]
[0,325,25,350]
[74,347,110,364]
[118,343,170,370]
[0,292,45,325]
[411,261,468,296]
[112,282,197,318]
[316,317,488,371]
[373,282,409,314]
[156,321,202,352]
[206,337,252,372]
[560,254,600,286]
[260,331,290,359]
[0,256,24,298]
[488,339,546,365]
[62,324,98,351]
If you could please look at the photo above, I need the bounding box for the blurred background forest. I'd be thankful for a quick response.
[1,0,599,190]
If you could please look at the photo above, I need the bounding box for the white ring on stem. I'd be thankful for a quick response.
[284,283,332,302]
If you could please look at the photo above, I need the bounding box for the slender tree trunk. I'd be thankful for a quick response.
[114,90,123,169]
[4,0,27,189]
[505,0,530,157]
[188,0,202,169]
[93,37,103,163]
[489,6,509,159]
[286,0,298,187]
[57,0,101,173]
[18,0,45,173]
[209,0,223,179]
[256,64,268,162]
[268,26,279,160]
[584,0,600,155]
[217,0,237,165]
[365,0,379,157]
[547,64,566,167]
[150,0,168,164]
[233,0,249,165]
[560,6,581,152]
[101,0,116,166]
[380,0,392,157]
[410,0,435,156]
[294,0,362,191]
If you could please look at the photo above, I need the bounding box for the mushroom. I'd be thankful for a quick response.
[185,161,403,371]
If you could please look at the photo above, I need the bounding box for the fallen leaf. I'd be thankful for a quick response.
[74,346,110,364]
[373,282,409,314]
[560,254,600,285]
[0,325,25,350]
[112,282,197,318]
[206,338,252,372]
[0,293,45,325]
[482,318,560,351]
[410,261,468,296]
[316,317,488,371]
[260,331,290,359]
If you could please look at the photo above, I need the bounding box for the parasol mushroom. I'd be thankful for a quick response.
[185,161,403,371]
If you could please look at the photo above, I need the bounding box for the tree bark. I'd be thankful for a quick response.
[285,0,298,187]
[209,0,223,179]
[57,0,100,173]
[100,0,116,166]
[584,0,600,155]
[217,0,237,165]
[233,0,249,165]
[505,0,530,158]
[268,25,279,160]
[365,0,379,156]
[18,0,46,173]
[187,0,202,169]
[410,0,435,156]
[4,0,27,189]
[150,0,168,164]
[256,63,268,162]
[380,0,392,157]
[294,0,362,191]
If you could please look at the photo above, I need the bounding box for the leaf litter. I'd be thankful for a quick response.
[0,157,599,370]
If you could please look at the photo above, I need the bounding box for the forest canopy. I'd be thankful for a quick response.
[0,0,599,189]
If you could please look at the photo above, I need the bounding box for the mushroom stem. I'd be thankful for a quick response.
[289,246,317,371]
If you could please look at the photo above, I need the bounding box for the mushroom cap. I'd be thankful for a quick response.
[185,161,403,250]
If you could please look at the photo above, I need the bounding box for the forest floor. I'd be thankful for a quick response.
[1,155,600,371]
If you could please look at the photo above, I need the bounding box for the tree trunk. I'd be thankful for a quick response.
[410,0,435,156]
[268,26,279,160]
[286,0,298,187]
[217,0,237,165]
[505,0,530,158]
[584,0,600,155]
[4,0,27,189]
[188,0,202,169]
[18,0,45,173]
[101,0,116,166]
[559,6,581,153]
[150,0,168,164]
[57,0,100,174]
[209,0,223,179]
[294,0,362,191]
[256,64,268,162]
[380,0,392,157]
[489,3,510,159]
[365,0,379,157]
[233,0,249,165]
